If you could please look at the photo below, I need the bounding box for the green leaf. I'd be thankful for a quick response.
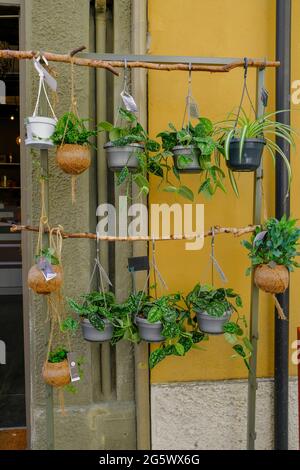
[98,121,114,132]
[149,348,167,368]
[117,166,129,185]
[174,342,185,356]
[177,185,194,201]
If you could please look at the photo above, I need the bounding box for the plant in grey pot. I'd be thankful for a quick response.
[67,291,116,343]
[216,109,295,180]
[156,117,238,200]
[186,284,242,335]
[99,108,161,196]
[186,284,252,369]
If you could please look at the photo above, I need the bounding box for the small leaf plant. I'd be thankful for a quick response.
[51,112,99,146]
[156,117,234,200]
[242,216,300,275]
[133,292,206,368]
[186,284,252,369]
[99,108,161,196]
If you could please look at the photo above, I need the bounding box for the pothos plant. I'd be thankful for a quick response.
[242,216,300,275]
[134,292,207,368]
[156,117,235,200]
[51,112,99,146]
[64,291,139,345]
[99,108,161,196]
[185,284,252,369]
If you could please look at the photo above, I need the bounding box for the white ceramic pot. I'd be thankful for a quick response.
[25,116,56,149]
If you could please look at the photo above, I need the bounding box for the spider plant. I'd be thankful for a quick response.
[216,109,296,190]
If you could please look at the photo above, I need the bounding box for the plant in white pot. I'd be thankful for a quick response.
[25,73,57,149]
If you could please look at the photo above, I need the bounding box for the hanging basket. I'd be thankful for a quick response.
[81,318,113,342]
[254,264,289,294]
[104,142,144,171]
[195,309,231,335]
[28,264,63,295]
[135,316,165,343]
[56,144,91,175]
[226,138,265,172]
[172,145,201,173]
[25,116,57,150]
[42,359,71,387]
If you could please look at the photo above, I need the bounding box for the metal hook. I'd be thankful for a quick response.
[152,234,156,254]
[243,57,249,78]
[188,61,192,84]
[211,226,215,247]
[124,57,129,86]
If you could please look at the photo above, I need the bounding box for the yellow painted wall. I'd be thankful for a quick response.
[148,0,300,383]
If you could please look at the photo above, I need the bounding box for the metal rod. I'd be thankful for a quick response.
[275,0,291,450]
[78,51,279,67]
[40,149,54,450]
[247,66,265,450]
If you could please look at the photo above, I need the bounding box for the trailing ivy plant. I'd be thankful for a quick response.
[242,216,300,275]
[99,108,161,196]
[132,292,206,368]
[65,291,139,345]
[185,284,251,369]
[51,112,99,146]
[156,117,234,200]
[35,247,59,265]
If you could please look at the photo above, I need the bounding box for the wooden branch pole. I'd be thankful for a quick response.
[0,49,280,75]
[10,224,258,240]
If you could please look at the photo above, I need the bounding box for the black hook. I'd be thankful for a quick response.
[243,57,249,79]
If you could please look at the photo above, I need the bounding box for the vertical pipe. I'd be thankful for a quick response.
[131,0,151,450]
[247,67,265,450]
[275,0,291,450]
[95,0,112,401]
[298,327,300,449]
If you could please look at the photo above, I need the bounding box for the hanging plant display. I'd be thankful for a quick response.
[25,59,57,149]
[242,216,300,296]
[42,347,71,387]
[28,247,63,295]
[99,108,160,196]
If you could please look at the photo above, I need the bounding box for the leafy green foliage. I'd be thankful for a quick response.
[51,112,99,146]
[157,118,232,199]
[223,320,252,370]
[186,284,242,318]
[35,247,59,265]
[216,109,296,190]
[99,108,161,196]
[67,291,116,332]
[48,347,68,363]
[242,216,300,273]
[60,316,78,334]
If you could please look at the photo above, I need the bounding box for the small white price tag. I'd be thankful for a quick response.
[33,58,57,91]
[67,352,80,382]
[189,97,200,119]
[37,257,57,282]
[121,90,138,113]
[253,230,268,245]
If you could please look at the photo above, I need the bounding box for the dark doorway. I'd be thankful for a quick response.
[0,3,26,449]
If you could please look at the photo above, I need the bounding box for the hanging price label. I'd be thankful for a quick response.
[189,96,200,119]
[121,90,138,113]
[37,257,57,282]
[33,58,57,91]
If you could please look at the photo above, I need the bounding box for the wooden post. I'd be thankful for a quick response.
[247,66,265,450]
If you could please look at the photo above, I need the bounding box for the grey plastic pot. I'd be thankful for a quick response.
[226,138,265,172]
[172,145,201,173]
[135,316,165,343]
[104,142,144,171]
[195,309,231,335]
[81,318,113,342]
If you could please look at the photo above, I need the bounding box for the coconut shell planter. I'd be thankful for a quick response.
[28,264,63,295]
[135,315,165,343]
[42,359,71,387]
[172,145,201,173]
[56,144,91,175]
[104,142,144,172]
[226,138,265,172]
[254,264,289,294]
